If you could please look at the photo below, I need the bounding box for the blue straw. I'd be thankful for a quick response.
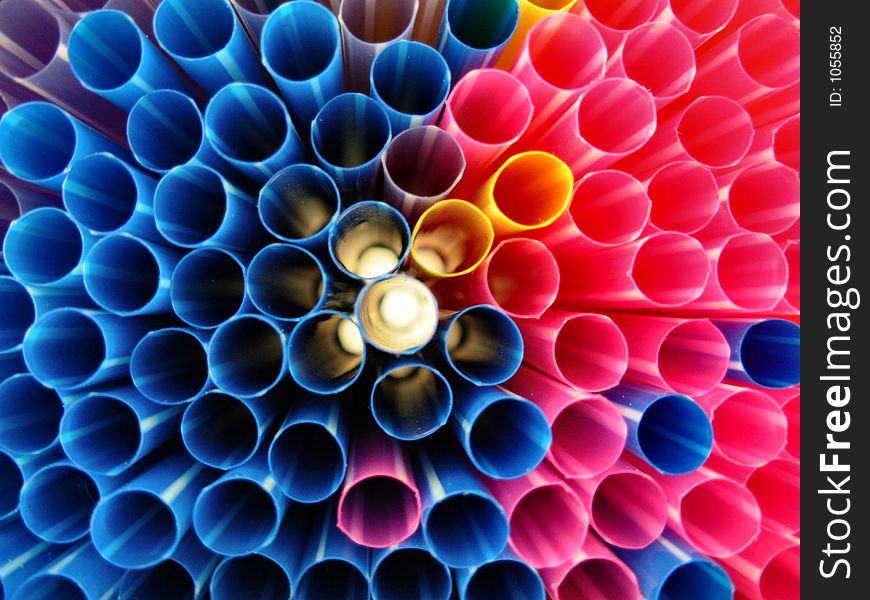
[370,40,451,133]
[328,201,411,280]
[268,394,348,503]
[1,446,62,523]
[170,248,254,328]
[119,532,219,600]
[436,0,520,81]
[10,542,126,600]
[261,1,343,135]
[258,164,341,248]
[0,351,25,383]
[371,530,453,600]
[0,374,62,454]
[0,102,124,190]
[247,243,330,321]
[83,234,179,316]
[0,276,39,353]
[62,152,159,240]
[210,551,293,600]
[203,83,307,185]
[207,314,287,398]
[0,518,61,599]
[604,383,713,475]
[69,10,190,110]
[286,310,367,394]
[153,0,268,94]
[130,328,211,405]
[453,550,545,600]
[371,357,453,440]
[311,92,392,200]
[715,318,800,388]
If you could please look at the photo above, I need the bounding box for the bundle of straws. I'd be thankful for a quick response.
[0,0,800,598]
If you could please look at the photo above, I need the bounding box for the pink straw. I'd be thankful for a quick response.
[432,238,560,319]
[485,461,588,568]
[612,316,729,396]
[530,78,656,178]
[606,21,696,108]
[338,424,422,548]
[518,311,627,392]
[722,162,800,236]
[709,387,787,467]
[439,69,533,187]
[744,79,799,128]
[654,0,738,46]
[721,529,800,600]
[504,365,625,477]
[539,534,640,600]
[643,161,718,234]
[510,13,606,135]
[567,460,667,549]
[746,457,800,535]
[782,391,799,460]
[571,0,660,52]
[555,231,709,309]
[773,114,800,171]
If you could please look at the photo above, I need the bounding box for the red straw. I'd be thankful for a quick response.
[518,311,627,392]
[720,529,800,600]
[613,316,729,396]
[655,0,739,46]
[709,387,787,467]
[539,534,640,600]
[503,365,626,477]
[571,0,660,52]
[746,457,800,535]
[723,162,800,236]
[644,161,718,234]
[782,390,799,460]
[773,114,800,171]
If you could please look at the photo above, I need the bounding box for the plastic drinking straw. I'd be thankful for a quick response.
[182,390,284,470]
[485,461,587,568]
[614,528,734,600]
[700,386,787,467]
[472,151,572,234]
[773,114,800,171]
[0,374,63,454]
[371,357,453,440]
[494,0,577,70]
[436,0,519,81]
[129,328,210,406]
[1,275,83,354]
[571,0,659,52]
[69,10,189,110]
[62,153,159,241]
[605,383,713,475]
[714,318,800,388]
[328,201,410,280]
[126,90,244,182]
[720,529,799,600]
[311,92,393,200]
[0,102,124,191]
[782,391,799,460]
[530,78,656,179]
[258,165,341,248]
[170,248,253,329]
[430,304,523,386]
[554,231,710,309]
[231,0,284,43]
[90,448,218,568]
[746,457,800,535]
[503,365,625,477]
[615,96,755,177]
[18,461,113,543]
[247,244,329,322]
[566,460,667,549]
[454,549,546,600]
[452,384,551,479]
[653,0,738,47]
[338,0,419,93]
[370,530,452,600]
[743,78,799,128]
[415,436,510,568]
[211,552,293,600]
[643,160,718,234]
[0,351,25,383]
[207,314,287,398]
[407,199,492,279]
[193,451,286,555]
[439,69,532,187]
[3,181,63,266]
[612,316,730,396]
[153,0,267,94]
[723,162,800,235]
[261,3,341,139]
[10,542,125,600]
[518,312,628,392]
[119,532,219,600]
[0,517,64,598]
[355,274,439,354]
[381,126,466,222]
[0,0,128,142]
[606,22,695,109]
[268,393,348,503]
[23,308,153,390]
[689,15,800,107]
[338,425,421,548]
[510,13,605,136]
[432,238,559,319]
[539,534,640,600]
[82,234,179,316]
[370,41,450,134]
[154,165,268,252]
[412,0,446,44]
[287,310,367,394]
[60,388,180,475]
